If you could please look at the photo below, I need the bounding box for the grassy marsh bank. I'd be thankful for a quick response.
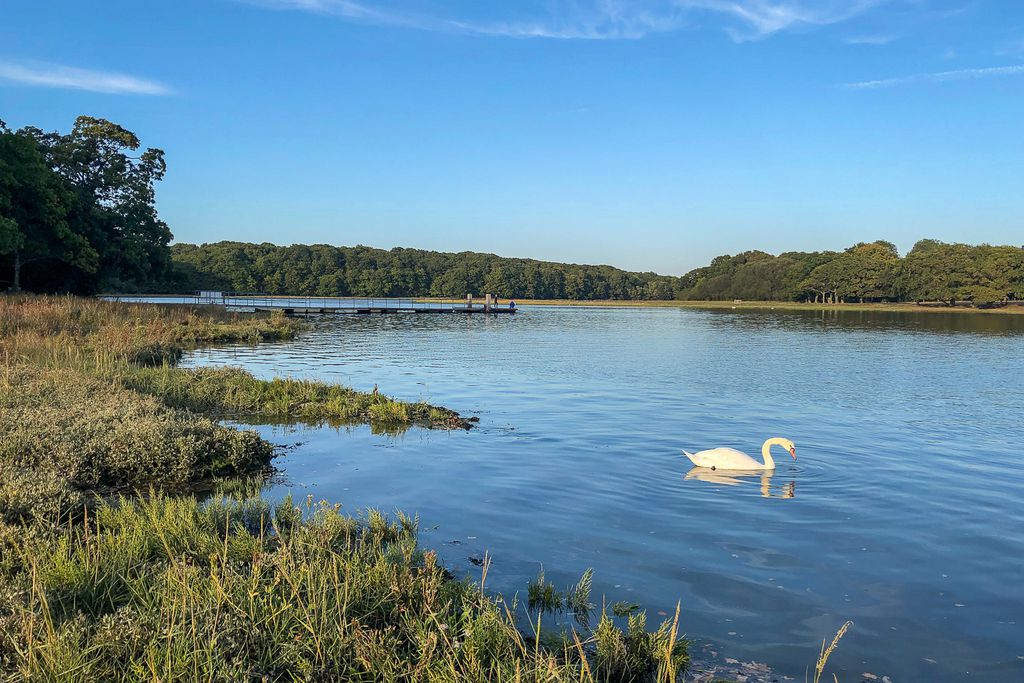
[122,366,465,428]
[0,492,688,682]
[0,296,467,522]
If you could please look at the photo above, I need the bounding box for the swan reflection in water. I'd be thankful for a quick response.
[684,467,795,498]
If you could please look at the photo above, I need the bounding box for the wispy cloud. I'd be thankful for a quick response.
[843,33,897,45]
[842,64,1024,89]
[0,60,172,95]
[691,0,887,41]
[239,0,889,41]
[241,0,686,39]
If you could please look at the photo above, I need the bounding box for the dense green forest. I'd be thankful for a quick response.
[3,117,1023,304]
[1,117,171,293]
[172,239,1024,305]
[171,242,680,300]
[678,240,1024,305]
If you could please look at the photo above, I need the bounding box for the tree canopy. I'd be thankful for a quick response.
[676,240,1023,305]
[169,239,1024,305]
[170,242,680,300]
[0,117,171,293]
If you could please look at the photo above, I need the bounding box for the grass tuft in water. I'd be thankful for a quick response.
[593,603,688,683]
[570,567,596,625]
[528,566,565,612]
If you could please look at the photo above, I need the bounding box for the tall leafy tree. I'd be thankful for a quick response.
[26,116,172,292]
[0,122,94,291]
[802,241,899,303]
[896,240,975,305]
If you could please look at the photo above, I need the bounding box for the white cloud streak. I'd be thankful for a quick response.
[0,60,172,95]
[239,0,889,41]
[843,64,1024,89]
[689,0,886,40]
[843,33,897,45]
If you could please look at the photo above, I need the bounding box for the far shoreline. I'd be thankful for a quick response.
[424,298,1024,315]
[103,294,1024,315]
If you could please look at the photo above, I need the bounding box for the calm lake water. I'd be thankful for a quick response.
[183,306,1024,682]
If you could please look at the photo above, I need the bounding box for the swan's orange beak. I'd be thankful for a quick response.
[789,446,797,459]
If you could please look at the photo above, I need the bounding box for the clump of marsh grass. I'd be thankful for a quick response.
[0,493,689,682]
[527,566,596,626]
[1,295,465,429]
[119,365,464,428]
[570,567,596,624]
[593,603,689,683]
[0,367,272,523]
[528,566,565,612]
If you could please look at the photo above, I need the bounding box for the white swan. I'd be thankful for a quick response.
[683,437,796,470]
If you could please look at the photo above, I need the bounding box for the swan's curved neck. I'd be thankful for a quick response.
[761,438,788,469]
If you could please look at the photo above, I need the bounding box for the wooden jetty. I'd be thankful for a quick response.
[112,292,517,316]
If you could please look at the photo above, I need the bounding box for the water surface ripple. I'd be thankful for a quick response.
[184,306,1024,682]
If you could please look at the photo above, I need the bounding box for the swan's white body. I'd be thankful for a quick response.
[683,437,796,471]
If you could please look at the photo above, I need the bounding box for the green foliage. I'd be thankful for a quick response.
[570,567,595,623]
[0,493,688,682]
[170,237,1024,306]
[681,239,1024,305]
[0,121,88,292]
[170,241,684,301]
[121,365,466,429]
[5,114,1022,309]
[611,601,641,618]
[527,567,565,612]
[593,606,688,683]
[800,241,899,303]
[1,117,172,294]
[896,239,1024,305]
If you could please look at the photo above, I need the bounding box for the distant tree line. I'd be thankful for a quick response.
[170,242,680,300]
[5,118,1022,305]
[677,240,1024,305]
[171,239,1024,305]
[0,117,171,293]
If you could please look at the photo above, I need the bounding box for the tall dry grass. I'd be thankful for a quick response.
[0,294,297,370]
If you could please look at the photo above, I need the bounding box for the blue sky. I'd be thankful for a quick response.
[2,0,1023,274]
